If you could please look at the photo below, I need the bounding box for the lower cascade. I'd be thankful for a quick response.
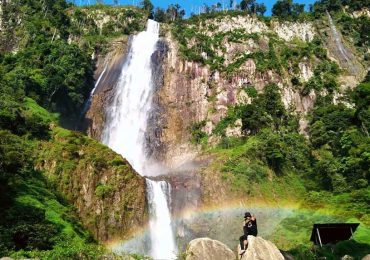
[146,179,177,259]
[101,19,176,258]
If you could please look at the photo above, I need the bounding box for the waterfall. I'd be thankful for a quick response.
[327,12,351,64]
[146,179,177,259]
[101,20,176,258]
[326,11,358,75]
[81,63,108,117]
[102,20,159,174]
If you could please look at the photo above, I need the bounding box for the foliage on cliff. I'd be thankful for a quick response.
[36,125,146,242]
[0,1,146,125]
[0,0,147,257]
[0,99,104,258]
[174,6,369,258]
[68,4,146,51]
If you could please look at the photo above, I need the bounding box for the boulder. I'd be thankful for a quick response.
[185,237,236,260]
[362,255,370,260]
[239,236,284,260]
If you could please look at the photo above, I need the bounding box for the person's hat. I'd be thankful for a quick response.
[244,212,251,218]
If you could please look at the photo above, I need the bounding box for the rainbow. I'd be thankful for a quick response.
[106,198,355,255]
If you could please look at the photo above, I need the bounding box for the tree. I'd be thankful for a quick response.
[256,3,267,15]
[153,8,167,23]
[272,0,293,18]
[140,0,153,18]
[240,0,256,13]
[272,0,306,18]
[166,4,185,22]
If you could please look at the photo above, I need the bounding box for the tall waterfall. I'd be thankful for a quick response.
[101,20,176,258]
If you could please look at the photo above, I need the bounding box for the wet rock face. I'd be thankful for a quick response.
[324,12,365,81]
[84,37,131,140]
[239,236,284,260]
[185,238,236,260]
[145,40,169,161]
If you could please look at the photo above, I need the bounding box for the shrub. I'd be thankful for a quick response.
[95,184,114,199]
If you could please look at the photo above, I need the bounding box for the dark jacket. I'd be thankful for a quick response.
[243,219,257,236]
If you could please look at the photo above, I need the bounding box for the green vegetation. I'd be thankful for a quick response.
[204,76,370,258]
[70,5,145,44]
[0,0,369,258]
[312,0,370,14]
[272,0,305,19]
[0,109,104,257]
[0,0,145,258]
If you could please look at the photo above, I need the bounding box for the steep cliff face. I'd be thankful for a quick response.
[84,36,131,140]
[150,13,368,168]
[319,12,366,85]
[36,127,147,242]
[85,13,366,168]
[153,15,321,166]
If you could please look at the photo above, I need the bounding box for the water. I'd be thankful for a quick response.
[101,20,176,258]
[327,12,350,63]
[102,20,159,174]
[326,11,357,75]
[80,63,108,118]
[146,179,177,259]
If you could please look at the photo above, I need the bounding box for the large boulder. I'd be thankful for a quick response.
[185,237,236,260]
[239,236,284,260]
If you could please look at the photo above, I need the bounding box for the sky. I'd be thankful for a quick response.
[78,0,317,16]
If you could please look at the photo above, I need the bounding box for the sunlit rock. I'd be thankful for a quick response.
[186,237,236,260]
[238,236,284,260]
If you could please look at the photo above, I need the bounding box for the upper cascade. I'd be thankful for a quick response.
[101,19,159,175]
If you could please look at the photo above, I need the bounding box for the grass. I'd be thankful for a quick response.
[23,97,59,123]
[202,133,370,259]
[15,175,88,245]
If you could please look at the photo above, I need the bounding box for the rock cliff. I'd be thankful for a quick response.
[36,127,147,242]
[85,13,366,169]
[84,36,131,139]
[151,13,367,167]
[154,16,320,166]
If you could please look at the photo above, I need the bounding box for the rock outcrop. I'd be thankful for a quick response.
[36,127,147,242]
[238,236,284,260]
[185,236,284,260]
[185,237,236,260]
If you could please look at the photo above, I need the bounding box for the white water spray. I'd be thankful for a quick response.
[102,20,159,173]
[101,20,176,258]
[327,12,350,63]
[326,11,357,75]
[146,179,177,259]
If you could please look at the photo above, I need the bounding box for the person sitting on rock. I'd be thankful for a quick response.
[239,212,257,255]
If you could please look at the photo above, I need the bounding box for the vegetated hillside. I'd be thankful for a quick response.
[0,0,149,258]
[0,0,369,258]
[138,1,370,257]
[155,2,370,258]
[156,5,368,165]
